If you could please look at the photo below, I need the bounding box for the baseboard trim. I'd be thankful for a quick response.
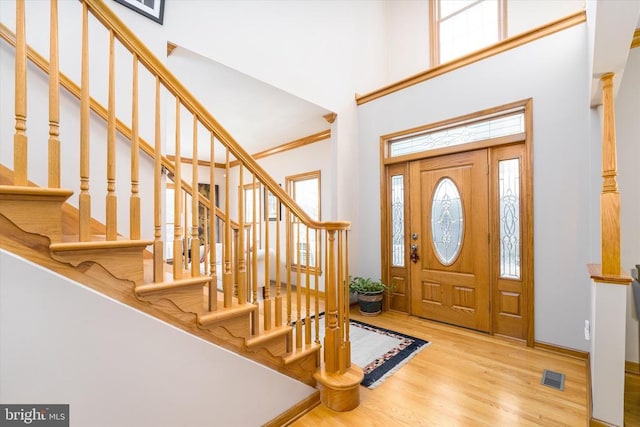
[263,390,321,427]
[534,341,589,360]
[590,417,617,426]
[626,360,640,375]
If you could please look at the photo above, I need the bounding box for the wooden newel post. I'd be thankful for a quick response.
[313,228,363,412]
[600,73,620,276]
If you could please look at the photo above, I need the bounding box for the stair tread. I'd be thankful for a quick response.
[198,303,257,326]
[51,239,153,251]
[283,342,321,365]
[136,276,211,295]
[0,185,73,200]
[246,324,292,348]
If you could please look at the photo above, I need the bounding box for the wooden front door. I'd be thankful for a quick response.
[409,149,490,332]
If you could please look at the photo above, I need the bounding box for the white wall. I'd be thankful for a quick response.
[357,24,592,350]
[385,0,431,82]
[0,250,316,426]
[617,47,640,364]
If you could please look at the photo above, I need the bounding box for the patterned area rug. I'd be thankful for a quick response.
[349,318,429,388]
[313,315,430,389]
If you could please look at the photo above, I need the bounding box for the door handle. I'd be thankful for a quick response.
[410,244,420,264]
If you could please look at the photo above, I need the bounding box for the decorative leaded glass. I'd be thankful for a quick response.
[499,159,520,279]
[390,111,525,157]
[391,175,404,267]
[431,178,463,265]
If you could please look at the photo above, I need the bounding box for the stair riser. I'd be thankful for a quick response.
[52,247,145,285]
[0,198,65,243]
[137,286,207,314]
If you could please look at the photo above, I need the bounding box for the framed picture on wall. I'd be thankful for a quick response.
[114,0,166,25]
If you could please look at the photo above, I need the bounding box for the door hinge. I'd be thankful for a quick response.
[488,233,490,244]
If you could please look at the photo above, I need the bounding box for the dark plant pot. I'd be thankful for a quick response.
[358,291,384,316]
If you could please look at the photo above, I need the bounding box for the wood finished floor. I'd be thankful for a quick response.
[626,372,640,426]
[294,308,590,426]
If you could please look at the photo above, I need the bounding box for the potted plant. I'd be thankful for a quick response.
[349,276,390,316]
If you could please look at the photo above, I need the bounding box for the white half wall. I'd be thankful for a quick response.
[0,250,315,427]
[357,24,592,351]
[617,47,640,365]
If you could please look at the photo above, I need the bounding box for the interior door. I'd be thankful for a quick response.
[409,149,490,332]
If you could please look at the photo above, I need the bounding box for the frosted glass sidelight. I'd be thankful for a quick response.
[499,159,520,279]
[391,175,405,267]
[431,178,463,265]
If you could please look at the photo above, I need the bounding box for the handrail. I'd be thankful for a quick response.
[0,21,237,230]
[82,0,349,231]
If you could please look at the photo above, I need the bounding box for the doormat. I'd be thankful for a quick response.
[312,314,430,389]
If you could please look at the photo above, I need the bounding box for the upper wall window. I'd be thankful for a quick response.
[430,0,506,65]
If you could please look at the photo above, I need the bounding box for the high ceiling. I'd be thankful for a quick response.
[166,45,333,163]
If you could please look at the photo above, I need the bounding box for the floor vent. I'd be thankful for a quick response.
[541,369,565,391]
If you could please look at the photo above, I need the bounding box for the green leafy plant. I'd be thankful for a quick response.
[349,276,390,294]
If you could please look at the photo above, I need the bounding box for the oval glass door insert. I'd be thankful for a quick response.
[431,177,464,265]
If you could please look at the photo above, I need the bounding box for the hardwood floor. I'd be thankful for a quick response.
[626,372,640,426]
[293,308,588,426]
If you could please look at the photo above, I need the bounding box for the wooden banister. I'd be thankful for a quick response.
[2,0,358,410]
[81,0,348,232]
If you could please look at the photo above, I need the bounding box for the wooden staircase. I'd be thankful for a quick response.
[0,167,320,386]
[1,0,362,415]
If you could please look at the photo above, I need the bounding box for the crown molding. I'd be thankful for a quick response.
[356,10,586,105]
[167,42,177,56]
[323,113,337,124]
[632,28,640,49]
[228,129,330,168]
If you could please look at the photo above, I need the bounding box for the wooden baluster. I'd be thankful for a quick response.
[286,206,292,327]
[209,133,217,311]
[264,188,272,331]
[172,98,183,279]
[48,0,60,188]
[237,166,246,305]
[13,0,27,186]
[183,190,189,269]
[314,229,320,344]
[223,149,232,307]
[305,225,311,345]
[130,55,140,240]
[190,116,200,277]
[203,209,209,275]
[106,30,117,241]
[324,229,338,373]
[252,178,258,304]
[337,229,347,372]
[343,230,350,364]
[295,221,302,349]
[153,77,163,283]
[79,1,91,241]
[600,73,621,276]
[275,198,282,327]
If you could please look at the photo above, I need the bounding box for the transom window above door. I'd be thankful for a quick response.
[388,107,524,158]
